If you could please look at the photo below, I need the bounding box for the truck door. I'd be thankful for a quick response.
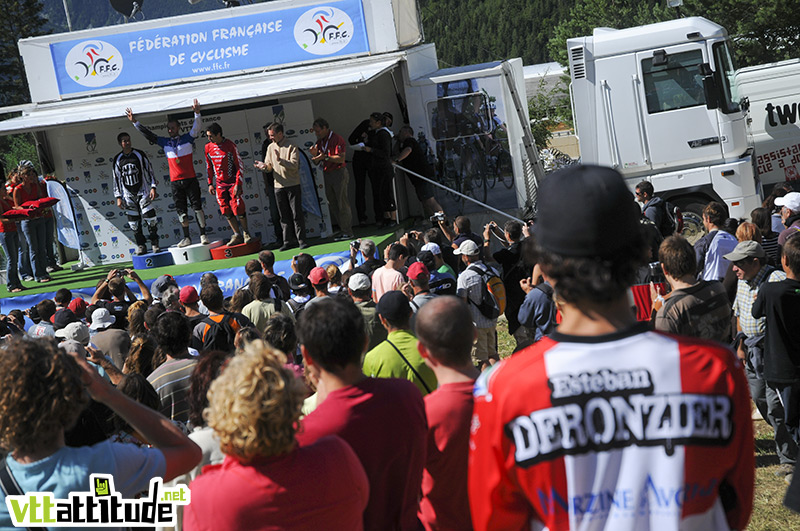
[593,52,651,173]
[636,45,722,171]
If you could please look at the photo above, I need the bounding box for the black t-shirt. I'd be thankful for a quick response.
[188,313,207,329]
[95,299,131,330]
[260,138,274,185]
[752,278,800,383]
[266,273,291,302]
[400,137,433,178]
[493,241,529,334]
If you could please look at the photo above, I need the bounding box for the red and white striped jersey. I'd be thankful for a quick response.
[469,324,754,531]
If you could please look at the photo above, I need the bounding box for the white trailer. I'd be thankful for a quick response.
[735,58,800,193]
[0,0,539,265]
[568,17,760,235]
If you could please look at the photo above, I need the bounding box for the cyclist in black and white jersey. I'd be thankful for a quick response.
[112,132,160,255]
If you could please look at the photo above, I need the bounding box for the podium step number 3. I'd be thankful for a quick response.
[210,238,262,260]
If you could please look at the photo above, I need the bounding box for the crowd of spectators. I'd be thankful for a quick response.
[2,165,800,529]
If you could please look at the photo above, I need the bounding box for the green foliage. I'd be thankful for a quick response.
[419,0,571,68]
[690,0,800,67]
[547,0,672,65]
[527,74,571,148]
[0,130,38,177]
[548,0,800,69]
[0,0,50,105]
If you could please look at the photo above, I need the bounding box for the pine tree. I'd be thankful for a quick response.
[0,0,50,105]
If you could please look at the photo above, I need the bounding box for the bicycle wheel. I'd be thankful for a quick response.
[486,155,498,189]
[497,150,514,189]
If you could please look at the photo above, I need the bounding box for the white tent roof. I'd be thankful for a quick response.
[0,52,404,135]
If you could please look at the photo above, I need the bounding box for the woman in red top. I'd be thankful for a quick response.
[184,341,369,531]
[13,163,50,282]
[0,173,23,292]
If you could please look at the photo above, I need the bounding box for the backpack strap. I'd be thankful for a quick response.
[467,263,488,277]
[0,458,38,531]
[660,287,692,316]
[385,339,432,394]
[534,283,554,299]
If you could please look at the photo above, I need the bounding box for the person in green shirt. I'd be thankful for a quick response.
[362,290,437,395]
[421,241,457,279]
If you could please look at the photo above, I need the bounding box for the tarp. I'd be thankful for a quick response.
[0,250,351,316]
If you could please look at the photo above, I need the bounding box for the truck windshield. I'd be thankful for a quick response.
[712,41,740,114]
[641,49,706,114]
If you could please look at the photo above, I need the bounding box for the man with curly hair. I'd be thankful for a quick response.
[0,338,200,527]
[183,341,368,530]
[469,166,755,530]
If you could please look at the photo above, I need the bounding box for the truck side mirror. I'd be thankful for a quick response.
[653,50,668,67]
[700,63,719,110]
[739,96,750,113]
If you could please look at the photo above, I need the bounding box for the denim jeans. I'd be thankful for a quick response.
[0,231,22,290]
[17,227,32,279]
[21,217,48,281]
[746,363,798,464]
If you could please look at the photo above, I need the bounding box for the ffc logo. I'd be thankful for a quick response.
[65,40,124,88]
[294,7,355,55]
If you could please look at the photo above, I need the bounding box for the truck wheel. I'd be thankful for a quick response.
[680,202,706,245]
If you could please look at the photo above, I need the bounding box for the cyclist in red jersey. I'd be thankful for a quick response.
[204,122,251,247]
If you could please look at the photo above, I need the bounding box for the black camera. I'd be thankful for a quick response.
[350,239,361,249]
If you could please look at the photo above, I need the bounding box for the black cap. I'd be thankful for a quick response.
[52,308,77,330]
[534,165,641,258]
[288,273,308,291]
[417,250,436,272]
[376,290,411,322]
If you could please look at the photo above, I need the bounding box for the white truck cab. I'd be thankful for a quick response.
[568,17,760,235]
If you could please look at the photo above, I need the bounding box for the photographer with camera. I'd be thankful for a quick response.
[483,220,530,347]
[91,268,152,330]
[349,238,385,279]
[437,215,483,272]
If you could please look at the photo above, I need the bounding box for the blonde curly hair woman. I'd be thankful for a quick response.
[183,341,369,531]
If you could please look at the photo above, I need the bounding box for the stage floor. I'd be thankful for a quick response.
[0,223,407,301]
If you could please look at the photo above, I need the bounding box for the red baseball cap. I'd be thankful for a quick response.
[67,297,89,318]
[407,261,429,280]
[309,266,329,286]
[179,286,199,304]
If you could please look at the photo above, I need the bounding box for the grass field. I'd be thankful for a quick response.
[0,224,402,300]
[494,318,800,529]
